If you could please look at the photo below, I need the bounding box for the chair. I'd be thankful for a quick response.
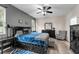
[56,31,67,40]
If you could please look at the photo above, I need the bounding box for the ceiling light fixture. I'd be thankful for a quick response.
[37,5,53,16]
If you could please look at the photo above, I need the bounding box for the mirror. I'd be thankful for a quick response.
[44,23,52,30]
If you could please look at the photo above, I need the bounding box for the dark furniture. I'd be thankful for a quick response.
[43,22,55,38]
[42,29,55,38]
[0,37,14,54]
[11,26,31,37]
[70,24,79,53]
[7,24,31,37]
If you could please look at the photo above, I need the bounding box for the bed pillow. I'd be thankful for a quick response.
[15,31,23,37]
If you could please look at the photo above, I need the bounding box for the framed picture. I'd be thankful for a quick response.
[18,19,23,24]
[44,23,53,30]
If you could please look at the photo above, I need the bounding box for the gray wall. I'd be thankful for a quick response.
[0,4,35,37]
[1,4,34,27]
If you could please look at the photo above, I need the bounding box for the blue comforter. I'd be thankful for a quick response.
[16,32,48,47]
[16,32,40,42]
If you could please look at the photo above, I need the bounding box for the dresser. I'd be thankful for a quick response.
[42,29,55,38]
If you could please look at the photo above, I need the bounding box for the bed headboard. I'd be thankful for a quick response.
[7,25,31,37]
[13,26,31,36]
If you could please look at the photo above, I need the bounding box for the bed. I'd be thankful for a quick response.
[14,32,49,54]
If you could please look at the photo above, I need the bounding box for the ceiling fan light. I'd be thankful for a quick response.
[42,11,46,15]
[42,12,44,14]
[44,12,46,14]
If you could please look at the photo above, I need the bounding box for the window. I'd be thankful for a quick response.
[32,19,36,31]
[0,6,6,34]
[70,17,77,25]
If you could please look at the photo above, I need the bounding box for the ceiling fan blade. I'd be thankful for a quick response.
[47,7,51,10]
[46,11,53,13]
[37,8,42,10]
[37,12,41,14]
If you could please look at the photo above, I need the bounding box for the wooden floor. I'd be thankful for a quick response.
[3,38,74,54]
[48,38,74,54]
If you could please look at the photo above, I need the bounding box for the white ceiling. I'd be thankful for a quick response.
[12,4,76,19]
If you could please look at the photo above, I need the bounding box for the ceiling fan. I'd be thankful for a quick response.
[37,6,53,16]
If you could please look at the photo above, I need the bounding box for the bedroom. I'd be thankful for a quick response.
[0,4,78,54]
